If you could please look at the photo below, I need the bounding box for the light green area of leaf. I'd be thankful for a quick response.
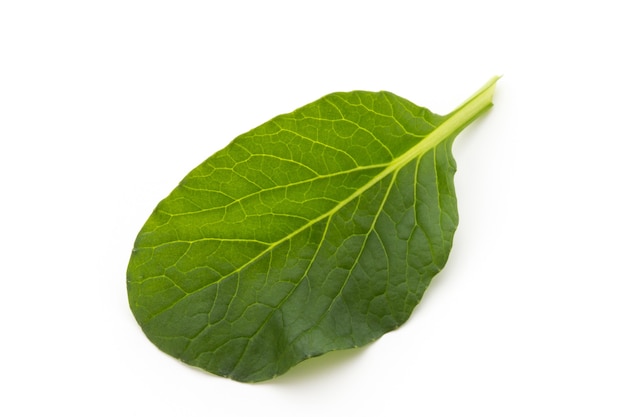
[127,77,498,382]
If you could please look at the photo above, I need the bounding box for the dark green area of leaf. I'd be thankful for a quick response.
[127,79,497,382]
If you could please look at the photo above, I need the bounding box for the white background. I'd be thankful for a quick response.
[1,1,624,415]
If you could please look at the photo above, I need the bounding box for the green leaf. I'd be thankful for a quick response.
[127,77,499,382]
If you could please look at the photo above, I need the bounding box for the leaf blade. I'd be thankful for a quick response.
[127,77,498,382]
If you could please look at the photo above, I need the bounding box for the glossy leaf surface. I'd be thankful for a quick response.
[127,77,498,382]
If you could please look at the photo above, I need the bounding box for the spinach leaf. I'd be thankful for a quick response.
[127,77,498,382]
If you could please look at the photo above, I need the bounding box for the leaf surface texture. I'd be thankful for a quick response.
[127,78,498,382]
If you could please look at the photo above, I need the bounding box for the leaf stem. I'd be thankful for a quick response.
[383,76,499,174]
